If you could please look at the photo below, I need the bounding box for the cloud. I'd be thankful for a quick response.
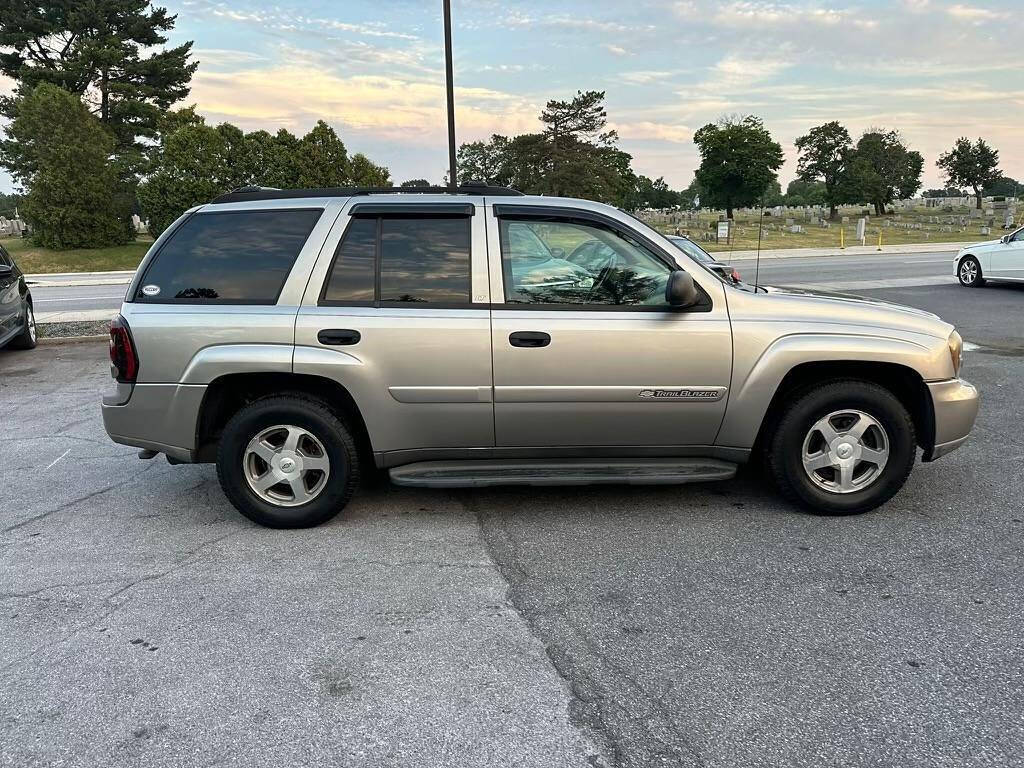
[611,121,691,144]
[604,44,630,56]
[946,4,1008,22]
[189,65,539,145]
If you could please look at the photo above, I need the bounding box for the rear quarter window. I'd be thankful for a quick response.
[136,208,322,303]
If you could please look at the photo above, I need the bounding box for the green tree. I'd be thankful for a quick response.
[937,137,1001,209]
[844,130,923,215]
[0,0,196,177]
[630,175,681,210]
[293,120,350,188]
[350,152,391,187]
[245,129,300,189]
[456,135,511,185]
[693,115,784,219]
[784,178,827,207]
[982,175,1020,198]
[137,122,243,236]
[400,179,432,188]
[794,121,852,220]
[454,92,638,207]
[0,191,23,217]
[1,83,132,248]
[540,90,617,196]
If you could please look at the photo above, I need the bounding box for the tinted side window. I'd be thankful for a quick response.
[137,209,322,303]
[323,217,376,303]
[379,217,470,303]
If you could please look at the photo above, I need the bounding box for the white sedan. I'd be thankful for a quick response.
[956,225,1024,286]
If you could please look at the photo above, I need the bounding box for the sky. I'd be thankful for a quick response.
[1,0,1022,193]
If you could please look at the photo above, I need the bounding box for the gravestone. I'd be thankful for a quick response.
[980,226,991,235]
[856,218,866,241]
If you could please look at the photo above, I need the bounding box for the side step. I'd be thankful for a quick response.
[388,458,737,488]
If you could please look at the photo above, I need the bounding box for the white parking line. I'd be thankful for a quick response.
[45,448,71,471]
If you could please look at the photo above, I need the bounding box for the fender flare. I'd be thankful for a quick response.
[716,332,947,448]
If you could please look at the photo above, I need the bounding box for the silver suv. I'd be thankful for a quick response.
[102,186,979,528]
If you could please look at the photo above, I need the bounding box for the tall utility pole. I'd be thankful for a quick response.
[443,0,458,190]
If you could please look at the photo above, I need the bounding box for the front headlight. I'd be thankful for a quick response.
[948,330,963,377]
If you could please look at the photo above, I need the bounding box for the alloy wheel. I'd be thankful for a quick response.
[243,424,330,507]
[801,409,890,494]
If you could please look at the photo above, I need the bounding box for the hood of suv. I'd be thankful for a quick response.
[745,284,952,339]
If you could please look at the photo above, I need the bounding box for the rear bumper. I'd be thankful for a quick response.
[101,383,206,463]
[923,378,979,461]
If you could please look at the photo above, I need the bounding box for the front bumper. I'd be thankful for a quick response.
[923,378,979,461]
[101,383,207,463]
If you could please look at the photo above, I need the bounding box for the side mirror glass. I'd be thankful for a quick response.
[666,269,699,308]
[0,264,13,278]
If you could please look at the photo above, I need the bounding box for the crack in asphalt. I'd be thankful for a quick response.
[462,492,615,768]
[0,528,243,675]
[1,461,160,534]
[469,493,708,768]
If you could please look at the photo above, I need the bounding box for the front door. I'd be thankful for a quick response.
[295,201,494,461]
[486,206,733,449]
[989,226,1024,280]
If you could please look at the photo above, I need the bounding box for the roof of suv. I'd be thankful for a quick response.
[210,184,524,204]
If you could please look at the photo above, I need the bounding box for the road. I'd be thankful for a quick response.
[26,250,959,321]
[3,265,1023,767]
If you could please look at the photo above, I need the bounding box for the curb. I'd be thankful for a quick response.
[38,334,108,346]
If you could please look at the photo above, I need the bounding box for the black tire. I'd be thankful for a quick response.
[7,300,37,350]
[767,380,916,516]
[957,255,985,287]
[216,394,361,528]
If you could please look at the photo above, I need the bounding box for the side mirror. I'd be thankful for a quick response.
[1001,235,1010,244]
[0,264,13,278]
[666,269,699,308]
[550,247,566,259]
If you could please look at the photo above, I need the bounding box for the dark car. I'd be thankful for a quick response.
[0,242,37,350]
[667,235,741,284]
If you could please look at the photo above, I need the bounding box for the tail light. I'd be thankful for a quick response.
[109,314,139,383]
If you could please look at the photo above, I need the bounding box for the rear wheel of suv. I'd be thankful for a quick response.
[216,395,361,528]
[767,380,916,515]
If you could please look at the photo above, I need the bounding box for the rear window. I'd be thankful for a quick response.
[136,209,322,303]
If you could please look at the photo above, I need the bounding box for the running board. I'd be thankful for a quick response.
[388,458,737,488]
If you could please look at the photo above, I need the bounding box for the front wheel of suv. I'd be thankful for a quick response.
[767,380,916,516]
[216,395,361,528]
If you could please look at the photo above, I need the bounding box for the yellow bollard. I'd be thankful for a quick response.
[840,228,845,250]
[877,230,882,251]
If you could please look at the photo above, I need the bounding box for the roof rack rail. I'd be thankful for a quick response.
[210,182,524,204]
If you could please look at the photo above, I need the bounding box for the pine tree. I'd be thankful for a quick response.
[0,0,196,175]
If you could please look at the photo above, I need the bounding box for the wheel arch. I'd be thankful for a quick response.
[750,360,934,457]
[194,371,375,466]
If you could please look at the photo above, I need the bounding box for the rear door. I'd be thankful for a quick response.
[989,226,1024,280]
[295,199,494,462]
[486,204,733,450]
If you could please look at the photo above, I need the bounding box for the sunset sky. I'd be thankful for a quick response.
[1,0,1021,193]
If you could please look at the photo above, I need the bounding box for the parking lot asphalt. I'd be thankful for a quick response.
[2,279,1023,767]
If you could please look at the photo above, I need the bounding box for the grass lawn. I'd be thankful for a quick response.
[1,236,152,273]
[641,202,1006,253]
